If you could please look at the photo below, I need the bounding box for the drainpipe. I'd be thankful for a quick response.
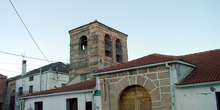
[45,73,48,90]
[18,99,22,110]
[92,89,95,110]
[108,74,111,110]
[39,68,42,91]
[166,63,175,110]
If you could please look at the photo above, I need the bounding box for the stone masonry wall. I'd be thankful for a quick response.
[69,21,128,80]
[98,65,172,110]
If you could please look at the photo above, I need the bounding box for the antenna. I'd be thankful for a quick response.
[21,53,25,60]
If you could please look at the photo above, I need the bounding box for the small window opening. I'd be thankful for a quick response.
[80,36,88,50]
[116,39,123,63]
[29,85,33,93]
[62,83,67,87]
[18,87,23,96]
[86,101,92,110]
[105,34,112,59]
[35,102,43,110]
[29,76,34,81]
[66,98,78,110]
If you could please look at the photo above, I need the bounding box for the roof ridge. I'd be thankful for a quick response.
[150,53,178,58]
[181,49,220,57]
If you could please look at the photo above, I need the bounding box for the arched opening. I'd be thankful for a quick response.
[116,39,123,63]
[120,85,152,110]
[80,36,87,50]
[105,34,112,59]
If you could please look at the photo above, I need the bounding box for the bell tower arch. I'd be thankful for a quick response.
[69,21,128,80]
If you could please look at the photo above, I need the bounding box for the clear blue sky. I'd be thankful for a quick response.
[1,1,219,78]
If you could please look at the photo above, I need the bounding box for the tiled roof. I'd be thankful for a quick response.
[24,62,69,76]
[96,49,220,85]
[178,49,220,85]
[69,20,127,36]
[21,79,96,97]
[96,54,180,73]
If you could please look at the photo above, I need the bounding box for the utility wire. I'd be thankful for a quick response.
[0,50,56,62]
[0,69,20,73]
[9,0,50,63]
[0,62,42,66]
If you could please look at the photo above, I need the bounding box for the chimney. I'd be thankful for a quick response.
[22,60,26,75]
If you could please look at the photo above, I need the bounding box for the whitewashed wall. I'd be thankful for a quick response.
[23,92,94,110]
[15,71,69,110]
[175,84,220,110]
[16,72,69,93]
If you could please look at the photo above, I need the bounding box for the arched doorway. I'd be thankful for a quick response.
[120,85,152,110]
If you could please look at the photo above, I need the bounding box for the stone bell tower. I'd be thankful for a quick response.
[69,20,128,80]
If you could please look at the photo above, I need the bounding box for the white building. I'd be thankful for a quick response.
[15,61,69,110]
[19,79,101,110]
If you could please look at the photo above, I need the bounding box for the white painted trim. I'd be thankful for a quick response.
[93,60,196,76]
[19,89,94,99]
[175,81,220,88]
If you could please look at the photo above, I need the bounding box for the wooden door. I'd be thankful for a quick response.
[120,86,152,110]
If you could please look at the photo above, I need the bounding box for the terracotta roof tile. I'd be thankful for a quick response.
[178,49,220,85]
[96,49,220,85]
[21,79,96,97]
[96,54,179,73]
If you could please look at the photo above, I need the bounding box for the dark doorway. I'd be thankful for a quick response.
[35,102,43,110]
[216,92,220,110]
[86,101,92,110]
[66,98,78,110]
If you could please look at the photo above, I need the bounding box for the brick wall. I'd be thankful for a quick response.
[0,77,6,99]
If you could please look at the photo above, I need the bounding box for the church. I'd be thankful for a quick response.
[19,21,220,110]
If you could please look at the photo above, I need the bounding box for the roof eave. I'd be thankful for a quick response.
[93,60,196,76]
[175,81,220,88]
[19,88,94,99]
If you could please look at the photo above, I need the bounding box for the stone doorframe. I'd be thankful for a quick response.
[108,74,160,110]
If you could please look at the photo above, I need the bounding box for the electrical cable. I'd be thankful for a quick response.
[8,0,50,63]
[0,69,20,73]
[0,50,56,62]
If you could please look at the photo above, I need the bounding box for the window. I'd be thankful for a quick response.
[18,87,23,96]
[35,102,43,110]
[116,39,123,63]
[86,102,92,110]
[62,83,66,87]
[29,86,33,93]
[216,92,220,110]
[66,98,78,110]
[29,76,34,81]
[105,34,112,59]
[80,36,88,50]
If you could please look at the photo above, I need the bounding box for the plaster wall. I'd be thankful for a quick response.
[16,72,69,94]
[175,84,220,110]
[15,72,69,110]
[23,92,96,110]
